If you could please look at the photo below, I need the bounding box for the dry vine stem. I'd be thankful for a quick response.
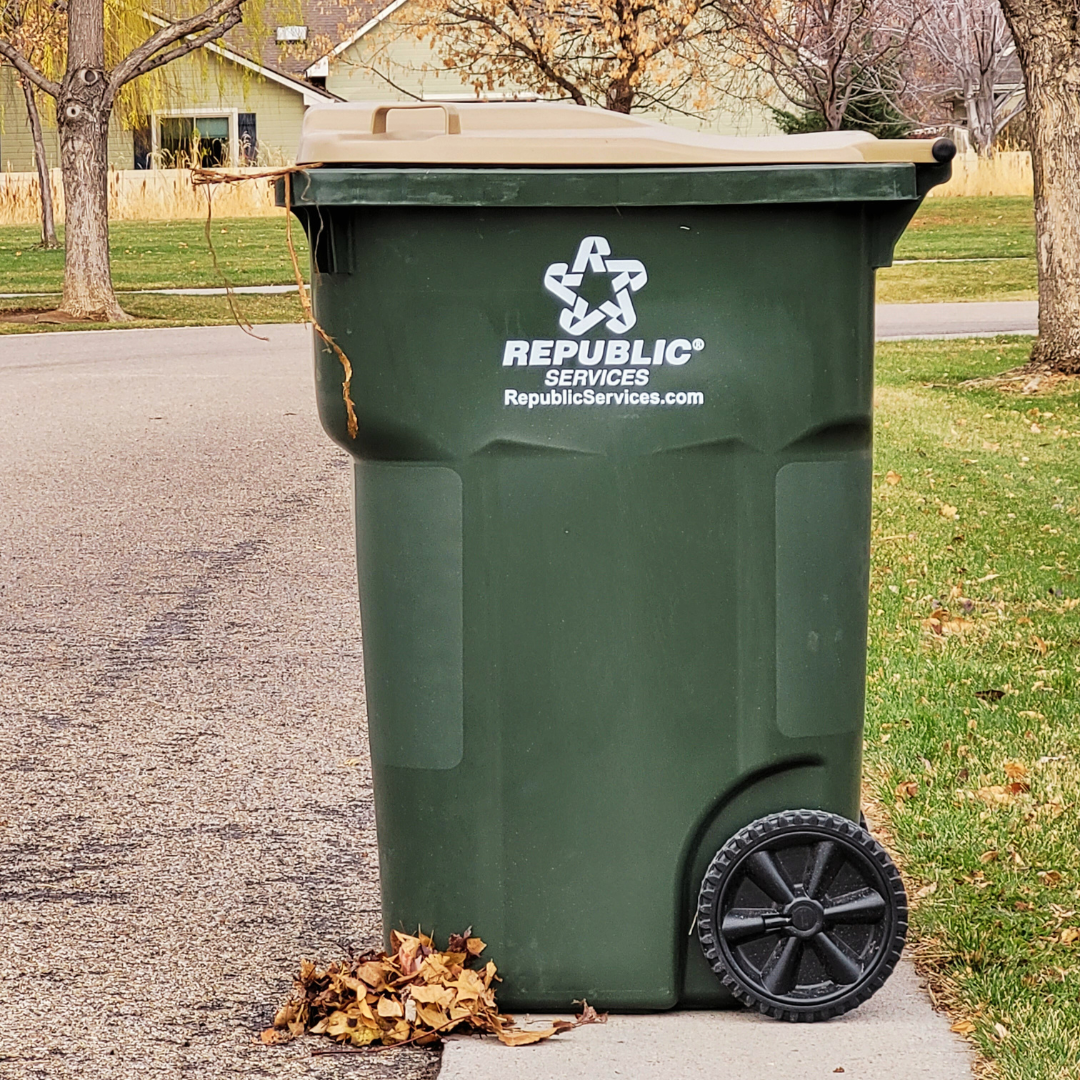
[190,165,359,439]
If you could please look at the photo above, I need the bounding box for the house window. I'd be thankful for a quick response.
[238,113,257,165]
[276,25,307,41]
[159,115,231,167]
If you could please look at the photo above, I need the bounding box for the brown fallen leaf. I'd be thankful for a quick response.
[1060,927,1080,945]
[1003,761,1028,780]
[496,1021,575,1046]
[896,780,919,800]
[992,1022,1009,1040]
[940,503,959,520]
[575,1000,608,1026]
[885,471,902,485]
[262,930,594,1052]
[976,786,1013,806]
[1038,870,1064,888]
[950,1019,977,1034]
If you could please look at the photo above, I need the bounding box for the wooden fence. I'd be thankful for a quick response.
[0,152,1034,224]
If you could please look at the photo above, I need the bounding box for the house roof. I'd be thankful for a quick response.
[142,8,336,103]
[147,0,394,101]
[301,0,406,78]
[219,0,390,82]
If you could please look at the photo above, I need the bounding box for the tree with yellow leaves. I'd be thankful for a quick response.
[1,0,65,247]
[393,0,728,115]
[0,0,267,320]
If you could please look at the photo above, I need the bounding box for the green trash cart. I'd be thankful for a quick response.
[282,102,953,1021]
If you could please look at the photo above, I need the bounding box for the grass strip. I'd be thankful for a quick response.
[0,292,303,333]
[869,336,1080,1080]
[0,217,310,293]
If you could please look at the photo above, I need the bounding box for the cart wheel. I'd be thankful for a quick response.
[697,809,906,1021]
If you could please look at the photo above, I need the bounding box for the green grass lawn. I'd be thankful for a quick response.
[878,196,1037,304]
[893,197,1035,260]
[869,336,1080,1079]
[0,196,1037,320]
[0,216,309,293]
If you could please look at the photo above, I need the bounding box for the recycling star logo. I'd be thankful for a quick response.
[543,236,648,336]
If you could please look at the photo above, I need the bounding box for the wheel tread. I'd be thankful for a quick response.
[697,809,907,1022]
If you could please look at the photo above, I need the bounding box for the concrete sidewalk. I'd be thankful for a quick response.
[440,960,972,1080]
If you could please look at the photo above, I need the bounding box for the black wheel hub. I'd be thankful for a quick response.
[785,896,825,938]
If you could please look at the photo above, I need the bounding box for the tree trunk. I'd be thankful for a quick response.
[59,0,129,321]
[1000,3,1080,373]
[604,79,635,112]
[21,77,58,249]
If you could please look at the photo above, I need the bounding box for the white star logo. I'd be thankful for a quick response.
[543,236,648,336]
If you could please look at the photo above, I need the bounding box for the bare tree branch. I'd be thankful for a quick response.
[109,0,246,87]
[113,9,243,87]
[0,36,59,95]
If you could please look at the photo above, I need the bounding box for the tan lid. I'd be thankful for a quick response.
[297,100,949,167]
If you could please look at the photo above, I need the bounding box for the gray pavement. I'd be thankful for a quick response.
[0,324,437,1079]
[876,300,1037,339]
[441,960,971,1080]
[0,323,976,1080]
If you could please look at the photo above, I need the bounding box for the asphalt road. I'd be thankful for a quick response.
[876,300,1037,339]
[0,325,439,1079]
[0,322,979,1080]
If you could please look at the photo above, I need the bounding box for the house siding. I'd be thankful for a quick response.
[325,10,775,136]
[0,49,307,173]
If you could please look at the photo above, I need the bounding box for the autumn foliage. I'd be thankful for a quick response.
[262,929,606,1049]
[393,0,725,113]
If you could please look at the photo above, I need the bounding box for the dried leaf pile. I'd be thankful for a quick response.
[262,930,605,1050]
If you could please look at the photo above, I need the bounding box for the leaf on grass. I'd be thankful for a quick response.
[1060,927,1080,945]
[992,1022,1009,1040]
[939,503,959,520]
[975,689,1005,702]
[895,780,919,800]
[1003,761,1028,780]
[950,1019,977,1034]
[976,786,1014,806]
[1038,871,1064,888]
[979,850,999,863]
[922,610,973,639]
[885,471,902,485]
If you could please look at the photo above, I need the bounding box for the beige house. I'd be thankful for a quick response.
[0,1,769,173]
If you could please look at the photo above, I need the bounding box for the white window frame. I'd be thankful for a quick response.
[151,108,239,168]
